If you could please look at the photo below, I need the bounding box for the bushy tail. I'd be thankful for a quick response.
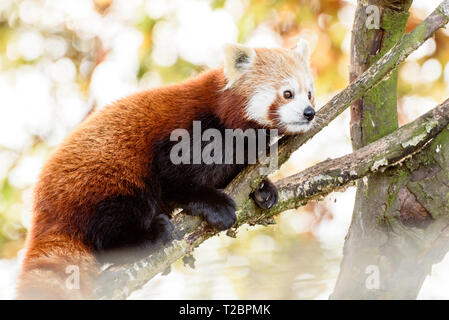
[16,233,98,300]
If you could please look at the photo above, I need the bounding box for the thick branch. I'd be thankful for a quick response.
[332,0,449,300]
[95,1,449,299]
[333,0,408,299]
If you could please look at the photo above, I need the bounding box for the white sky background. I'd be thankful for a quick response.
[0,0,448,299]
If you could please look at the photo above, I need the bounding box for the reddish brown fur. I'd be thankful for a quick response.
[17,68,254,299]
[16,43,312,298]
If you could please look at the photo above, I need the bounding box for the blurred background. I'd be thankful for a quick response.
[0,0,449,299]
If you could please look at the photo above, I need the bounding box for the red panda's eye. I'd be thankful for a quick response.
[308,91,312,101]
[283,90,293,99]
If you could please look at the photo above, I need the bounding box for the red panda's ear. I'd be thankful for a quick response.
[223,43,255,89]
[294,38,310,63]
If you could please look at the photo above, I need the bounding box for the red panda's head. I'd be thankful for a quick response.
[223,39,315,134]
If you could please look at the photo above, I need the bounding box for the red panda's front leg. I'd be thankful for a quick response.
[171,179,278,231]
[173,185,237,231]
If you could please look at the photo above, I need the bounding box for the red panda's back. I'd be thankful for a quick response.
[33,102,154,231]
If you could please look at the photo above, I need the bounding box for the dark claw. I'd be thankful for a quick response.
[252,179,278,210]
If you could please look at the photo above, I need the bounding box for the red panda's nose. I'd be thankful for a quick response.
[303,106,315,121]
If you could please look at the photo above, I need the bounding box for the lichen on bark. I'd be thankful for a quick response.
[333,0,449,300]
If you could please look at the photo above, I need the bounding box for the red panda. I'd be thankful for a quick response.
[16,40,315,299]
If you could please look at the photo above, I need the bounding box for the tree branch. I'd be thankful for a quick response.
[333,0,410,299]
[95,0,449,299]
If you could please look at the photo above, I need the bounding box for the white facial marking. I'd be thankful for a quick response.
[246,86,276,126]
[278,77,315,133]
[285,77,300,92]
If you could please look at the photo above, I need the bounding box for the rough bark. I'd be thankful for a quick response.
[332,0,449,299]
[95,0,449,299]
[349,0,412,148]
[333,0,411,299]
[331,124,449,300]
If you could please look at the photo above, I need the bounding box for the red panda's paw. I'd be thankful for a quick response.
[199,192,237,231]
[252,179,278,210]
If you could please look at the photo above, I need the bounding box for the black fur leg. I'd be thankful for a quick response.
[252,179,278,210]
[112,215,174,264]
[200,192,236,231]
[85,193,157,252]
[84,192,176,264]
[177,187,237,231]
